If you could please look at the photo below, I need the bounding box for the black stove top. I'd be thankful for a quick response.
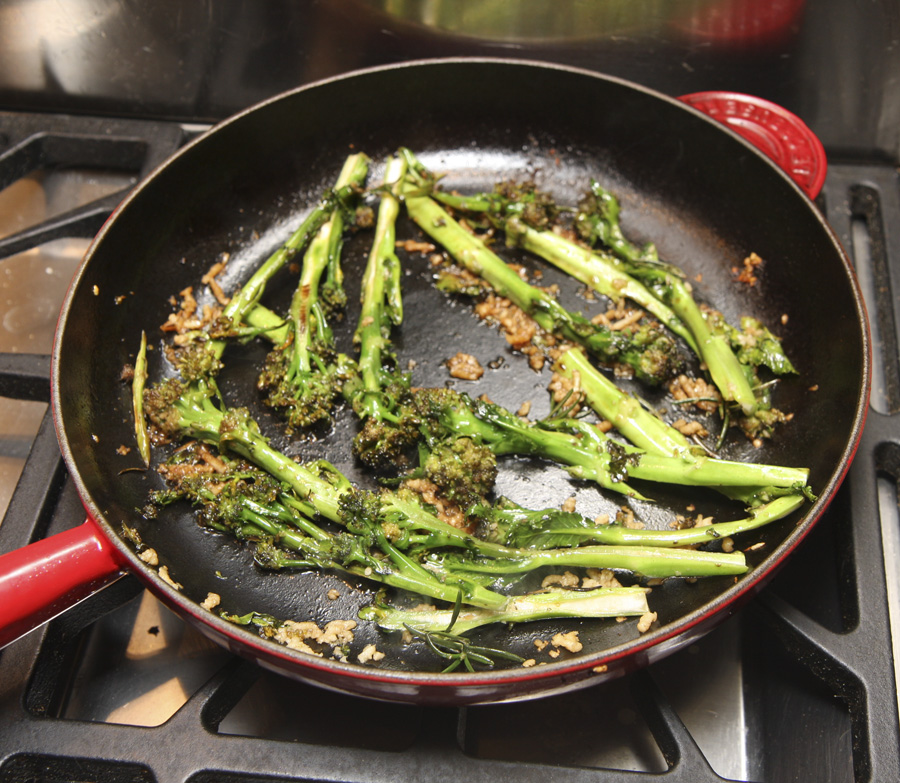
[0,110,897,783]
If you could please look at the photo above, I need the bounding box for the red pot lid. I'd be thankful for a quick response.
[678,91,827,199]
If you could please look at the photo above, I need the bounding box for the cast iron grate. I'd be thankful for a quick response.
[0,113,897,782]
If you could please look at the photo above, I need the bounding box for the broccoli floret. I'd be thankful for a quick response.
[422,437,498,511]
[345,372,421,470]
[492,180,560,229]
[257,154,370,433]
[258,340,356,433]
[706,311,797,376]
[169,340,223,382]
[628,323,686,385]
[352,413,420,470]
[575,180,657,263]
[143,377,187,437]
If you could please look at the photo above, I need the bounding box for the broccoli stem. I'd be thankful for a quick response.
[170,159,366,380]
[402,186,681,386]
[210,490,505,608]
[360,586,651,634]
[624,451,807,489]
[243,305,289,345]
[132,330,150,465]
[152,382,758,588]
[554,346,811,506]
[433,543,747,580]
[555,345,694,458]
[576,182,759,414]
[666,280,759,415]
[252,154,368,431]
[423,390,807,499]
[481,494,803,550]
[503,215,699,353]
[219,173,363,329]
[167,383,343,520]
[288,153,369,380]
[353,155,407,420]
[153,382,517,606]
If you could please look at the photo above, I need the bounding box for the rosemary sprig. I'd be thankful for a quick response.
[403,593,526,673]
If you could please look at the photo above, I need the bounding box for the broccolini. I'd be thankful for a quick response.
[257,152,369,431]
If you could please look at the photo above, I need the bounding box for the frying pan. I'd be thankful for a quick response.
[0,59,869,705]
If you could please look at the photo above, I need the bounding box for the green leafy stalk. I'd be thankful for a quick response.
[258,153,369,430]
[401,182,682,386]
[352,154,407,418]
[555,345,694,458]
[288,153,369,376]
[576,181,763,414]
[170,163,367,384]
[220,178,362,328]
[147,381,513,608]
[405,169,698,355]
[474,494,804,550]
[360,586,651,634]
[412,387,807,502]
[146,382,759,591]
[341,155,423,469]
[554,346,812,507]
[153,454,503,607]
[503,215,699,353]
[132,330,150,465]
[429,543,747,580]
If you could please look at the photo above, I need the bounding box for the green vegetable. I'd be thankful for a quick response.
[575,180,795,415]
[257,153,369,431]
[360,586,651,635]
[473,493,804,550]
[407,386,808,503]
[553,345,812,507]
[554,345,693,458]
[504,215,700,352]
[400,156,682,386]
[166,161,367,384]
[341,155,422,469]
[145,380,759,580]
[414,174,697,355]
[132,330,150,465]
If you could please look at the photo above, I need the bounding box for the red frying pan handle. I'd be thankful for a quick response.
[678,91,827,199]
[0,518,124,648]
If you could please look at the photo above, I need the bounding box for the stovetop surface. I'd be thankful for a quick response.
[0,110,896,783]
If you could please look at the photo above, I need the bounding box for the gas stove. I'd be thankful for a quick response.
[0,3,899,780]
[0,105,896,783]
